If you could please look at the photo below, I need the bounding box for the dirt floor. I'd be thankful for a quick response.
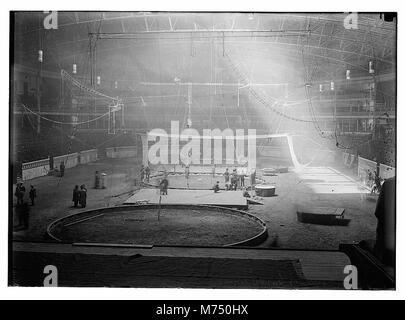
[53,208,264,246]
[12,156,378,250]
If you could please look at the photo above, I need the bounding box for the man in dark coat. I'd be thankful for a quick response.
[29,185,37,206]
[72,185,80,207]
[374,177,395,267]
[159,176,169,195]
[213,181,220,193]
[240,172,245,187]
[15,182,26,206]
[79,185,87,208]
[20,202,30,230]
[60,161,65,177]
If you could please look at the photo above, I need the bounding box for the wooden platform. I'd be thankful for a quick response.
[297,207,350,226]
[298,207,345,216]
[125,188,248,209]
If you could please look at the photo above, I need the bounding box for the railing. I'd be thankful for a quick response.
[21,149,99,181]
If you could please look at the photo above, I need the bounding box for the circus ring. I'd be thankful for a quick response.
[47,204,268,247]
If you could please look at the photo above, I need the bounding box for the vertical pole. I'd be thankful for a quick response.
[237,82,240,108]
[37,63,42,134]
[37,28,42,135]
[141,134,149,166]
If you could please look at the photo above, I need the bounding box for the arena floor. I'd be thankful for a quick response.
[12,156,378,250]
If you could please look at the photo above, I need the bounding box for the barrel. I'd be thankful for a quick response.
[255,184,276,197]
[262,168,277,176]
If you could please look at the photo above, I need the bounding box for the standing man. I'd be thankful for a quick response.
[145,165,151,183]
[185,164,190,189]
[159,175,169,195]
[72,185,80,207]
[240,172,245,188]
[250,168,256,187]
[15,183,21,205]
[60,161,65,177]
[224,168,230,185]
[29,185,37,206]
[15,182,26,206]
[20,202,30,230]
[79,185,87,208]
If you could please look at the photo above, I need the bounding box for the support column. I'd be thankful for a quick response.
[141,134,149,166]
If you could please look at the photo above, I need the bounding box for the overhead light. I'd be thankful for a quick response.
[248,13,254,20]
[38,50,43,63]
[369,61,375,74]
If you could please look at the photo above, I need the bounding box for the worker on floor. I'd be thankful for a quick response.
[213,181,220,193]
[140,165,145,182]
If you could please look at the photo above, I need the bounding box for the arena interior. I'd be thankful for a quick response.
[10,12,396,289]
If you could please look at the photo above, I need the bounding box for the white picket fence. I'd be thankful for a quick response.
[22,158,50,181]
[21,149,99,181]
[358,156,395,184]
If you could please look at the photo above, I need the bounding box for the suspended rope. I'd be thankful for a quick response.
[61,70,119,102]
[225,52,315,123]
[21,104,111,125]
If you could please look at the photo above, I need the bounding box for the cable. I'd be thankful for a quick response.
[21,104,111,125]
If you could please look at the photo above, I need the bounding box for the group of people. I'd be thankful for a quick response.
[15,183,37,206]
[212,167,256,193]
[14,183,37,230]
[140,165,151,183]
[223,168,256,191]
[367,169,383,194]
[72,185,88,208]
